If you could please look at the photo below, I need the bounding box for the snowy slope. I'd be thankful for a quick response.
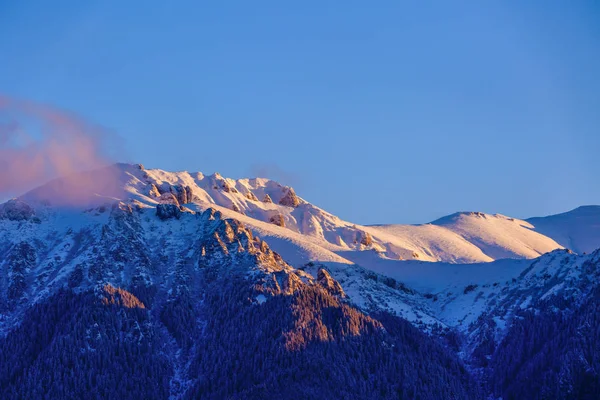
[343,245,600,339]
[361,223,494,263]
[365,211,563,263]
[430,211,562,259]
[527,205,600,254]
[21,164,600,269]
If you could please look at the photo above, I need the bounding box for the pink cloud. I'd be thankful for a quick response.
[0,95,123,205]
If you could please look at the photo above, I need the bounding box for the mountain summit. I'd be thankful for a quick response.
[16,163,600,264]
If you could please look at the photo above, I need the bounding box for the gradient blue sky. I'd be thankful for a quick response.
[1,1,598,224]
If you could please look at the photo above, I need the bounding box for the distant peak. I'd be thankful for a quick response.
[572,205,600,212]
[527,205,600,220]
[431,211,487,224]
[430,211,516,226]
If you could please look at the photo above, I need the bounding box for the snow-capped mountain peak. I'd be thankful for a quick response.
[10,163,600,269]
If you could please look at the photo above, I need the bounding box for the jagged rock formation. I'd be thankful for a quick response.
[149,183,193,205]
[149,184,161,198]
[156,203,182,220]
[245,192,259,201]
[359,231,373,246]
[170,184,193,204]
[219,179,232,193]
[157,192,180,206]
[98,284,146,309]
[351,230,373,247]
[317,268,346,298]
[278,187,300,207]
[269,213,285,227]
[263,194,273,203]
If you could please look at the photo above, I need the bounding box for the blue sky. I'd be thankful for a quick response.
[0,1,598,224]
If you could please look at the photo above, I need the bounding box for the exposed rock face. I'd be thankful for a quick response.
[213,177,238,193]
[273,271,303,295]
[148,183,193,204]
[197,209,291,274]
[263,194,273,203]
[359,231,373,247]
[220,180,232,193]
[317,268,346,298]
[269,214,285,227]
[231,204,243,214]
[279,187,300,208]
[245,192,259,201]
[99,284,146,309]
[0,199,35,221]
[158,193,180,206]
[156,204,182,220]
[170,184,193,204]
[148,184,161,198]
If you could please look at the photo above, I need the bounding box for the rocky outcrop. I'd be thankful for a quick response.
[273,271,303,295]
[197,209,291,274]
[279,187,300,208]
[158,192,180,206]
[148,184,161,198]
[269,214,285,227]
[98,284,146,308]
[220,180,232,193]
[359,231,373,247]
[149,183,193,204]
[245,192,259,201]
[99,284,146,309]
[0,199,35,221]
[170,184,193,204]
[156,204,182,220]
[317,268,346,298]
[263,194,273,203]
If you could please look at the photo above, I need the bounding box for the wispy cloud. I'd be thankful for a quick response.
[0,95,122,204]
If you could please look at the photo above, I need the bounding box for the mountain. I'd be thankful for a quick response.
[19,163,595,266]
[526,205,600,255]
[367,211,563,263]
[0,170,478,399]
[1,162,600,399]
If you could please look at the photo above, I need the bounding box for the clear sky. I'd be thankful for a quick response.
[0,1,598,224]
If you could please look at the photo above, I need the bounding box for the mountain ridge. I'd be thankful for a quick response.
[12,163,600,266]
